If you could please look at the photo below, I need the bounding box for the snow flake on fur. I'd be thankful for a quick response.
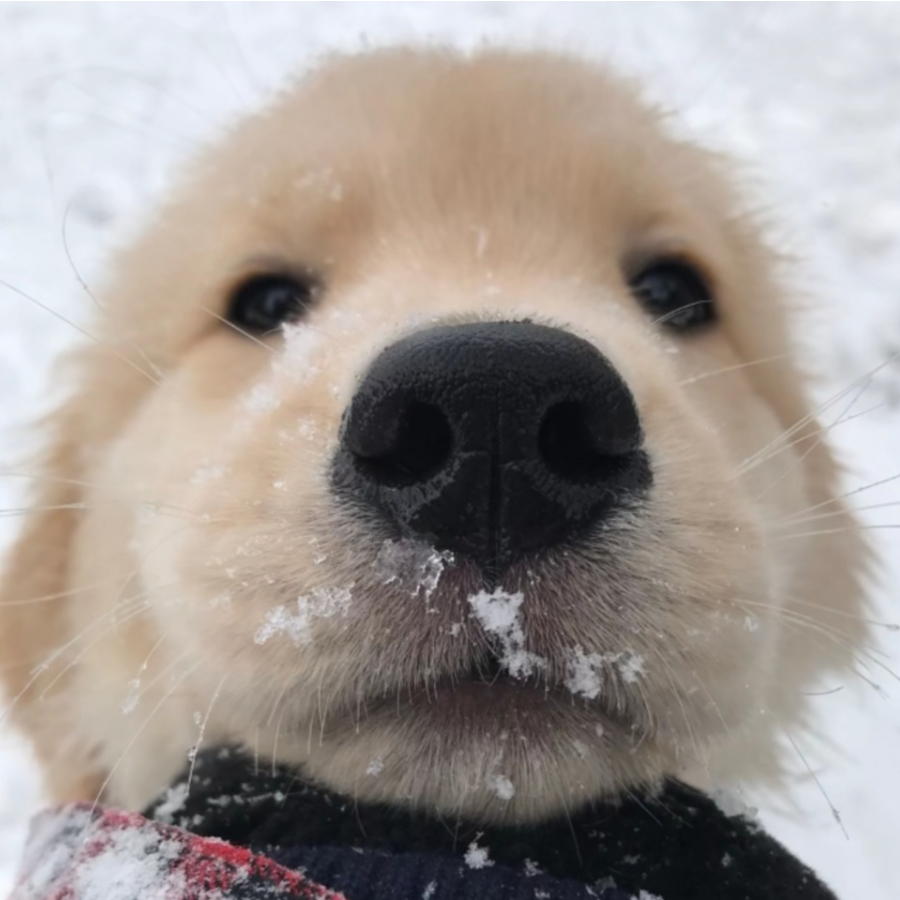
[11,804,345,900]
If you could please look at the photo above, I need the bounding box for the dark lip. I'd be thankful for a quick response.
[334,673,635,748]
[361,675,562,722]
[315,663,641,749]
[368,669,589,712]
[455,669,549,693]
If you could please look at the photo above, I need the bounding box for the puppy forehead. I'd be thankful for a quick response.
[201,50,732,256]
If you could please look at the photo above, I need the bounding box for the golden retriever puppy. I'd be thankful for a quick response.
[0,48,868,823]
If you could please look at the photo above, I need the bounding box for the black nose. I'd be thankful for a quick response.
[332,321,651,576]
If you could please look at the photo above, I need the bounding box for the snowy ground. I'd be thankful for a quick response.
[2,3,900,898]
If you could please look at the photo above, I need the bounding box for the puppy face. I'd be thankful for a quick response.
[0,50,867,821]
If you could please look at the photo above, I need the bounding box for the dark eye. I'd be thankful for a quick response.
[629,260,715,330]
[226,274,317,334]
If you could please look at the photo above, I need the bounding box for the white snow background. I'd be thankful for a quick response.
[2,3,900,898]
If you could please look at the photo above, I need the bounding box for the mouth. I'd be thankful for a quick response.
[437,657,551,706]
[313,663,647,798]
[277,532,656,727]
[335,645,640,742]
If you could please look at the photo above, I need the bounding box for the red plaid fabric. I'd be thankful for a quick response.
[11,804,346,900]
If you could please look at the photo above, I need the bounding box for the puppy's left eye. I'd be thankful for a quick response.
[629,260,715,330]
[227,274,317,334]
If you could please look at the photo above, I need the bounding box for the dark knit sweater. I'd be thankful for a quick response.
[140,747,839,900]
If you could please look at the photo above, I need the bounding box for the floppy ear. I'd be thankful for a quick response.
[0,190,229,801]
[0,337,154,802]
[0,356,100,800]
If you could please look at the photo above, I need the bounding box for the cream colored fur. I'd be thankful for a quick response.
[0,48,868,823]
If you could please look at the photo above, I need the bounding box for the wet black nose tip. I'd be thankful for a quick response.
[333,321,651,575]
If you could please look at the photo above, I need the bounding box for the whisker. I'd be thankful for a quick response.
[201,303,343,349]
[781,727,848,840]
[91,657,202,811]
[55,67,220,132]
[548,782,583,867]
[775,523,900,540]
[186,673,229,795]
[0,277,162,388]
[0,591,150,726]
[746,366,877,506]
[648,299,711,329]
[25,531,226,706]
[201,306,278,354]
[772,470,900,524]
[0,578,113,609]
[774,499,900,528]
[733,597,900,687]
[216,4,264,100]
[738,352,896,476]
[49,108,196,150]
[36,597,162,702]
[0,501,197,521]
[621,785,664,827]
[118,634,195,713]
[265,679,294,730]
[772,616,886,698]
[654,649,706,768]
[270,680,296,777]
[677,351,790,387]
[108,519,209,611]
[744,592,897,631]
[0,471,140,490]
[62,200,167,385]
[0,503,89,517]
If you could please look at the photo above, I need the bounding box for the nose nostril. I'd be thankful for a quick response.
[354,402,453,487]
[335,322,651,573]
[538,401,625,484]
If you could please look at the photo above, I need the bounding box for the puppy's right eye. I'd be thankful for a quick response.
[226,275,317,334]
